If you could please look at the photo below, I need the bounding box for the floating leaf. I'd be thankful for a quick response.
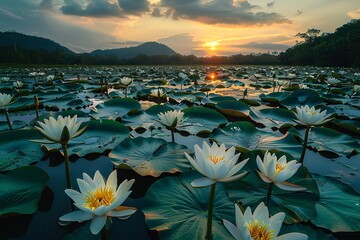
[110,137,190,177]
[249,107,296,129]
[311,174,360,232]
[210,122,302,159]
[0,129,45,171]
[143,171,235,239]
[90,98,141,120]
[280,89,324,108]
[215,100,250,118]
[0,166,49,216]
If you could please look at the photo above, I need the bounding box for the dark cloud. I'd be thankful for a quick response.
[61,0,123,17]
[296,10,303,15]
[151,7,162,17]
[267,2,275,8]
[233,42,289,51]
[118,0,149,16]
[159,0,290,25]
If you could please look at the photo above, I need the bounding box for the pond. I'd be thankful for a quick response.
[0,65,359,240]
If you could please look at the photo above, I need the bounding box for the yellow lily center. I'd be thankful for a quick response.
[83,186,115,210]
[246,220,275,240]
[208,155,225,164]
[275,163,286,173]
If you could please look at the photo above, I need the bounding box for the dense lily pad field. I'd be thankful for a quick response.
[0,65,359,240]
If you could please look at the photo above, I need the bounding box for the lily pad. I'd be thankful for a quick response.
[210,122,302,159]
[311,174,360,232]
[177,107,228,135]
[109,137,190,177]
[0,166,49,216]
[0,129,45,172]
[280,89,324,108]
[215,100,250,118]
[288,127,360,157]
[143,171,235,239]
[249,107,296,129]
[90,98,141,120]
[41,120,130,157]
[226,150,319,224]
[259,92,291,104]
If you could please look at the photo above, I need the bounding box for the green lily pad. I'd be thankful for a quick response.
[311,174,360,232]
[0,120,27,131]
[90,98,141,120]
[177,107,228,135]
[280,89,324,108]
[0,129,45,172]
[0,166,49,216]
[259,92,291,104]
[226,150,319,224]
[249,107,296,129]
[41,120,130,157]
[215,100,250,118]
[280,223,336,240]
[143,171,235,239]
[121,105,174,128]
[288,127,360,157]
[210,122,302,159]
[201,96,237,107]
[109,137,190,177]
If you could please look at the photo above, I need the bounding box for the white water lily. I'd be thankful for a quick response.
[46,75,55,82]
[120,77,133,86]
[0,93,13,108]
[34,115,86,144]
[150,88,165,98]
[353,84,360,93]
[178,72,187,79]
[184,141,249,187]
[256,151,305,191]
[1,77,10,82]
[13,81,23,88]
[223,202,308,240]
[158,110,186,128]
[59,170,136,235]
[326,77,340,85]
[275,80,288,86]
[294,105,332,126]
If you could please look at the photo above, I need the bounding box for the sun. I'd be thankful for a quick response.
[203,41,219,52]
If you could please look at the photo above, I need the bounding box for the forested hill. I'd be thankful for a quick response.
[280,19,360,67]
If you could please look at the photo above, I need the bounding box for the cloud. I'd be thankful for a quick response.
[118,0,150,15]
[151,7,162,17]
[0,7,23,20]
[158,0,290,25]
[267,2,275,8]
[158,33,204,55]
[233,42,290,51]
[347,8,360,19]
[296,10,303,16]
[61,0,123,17]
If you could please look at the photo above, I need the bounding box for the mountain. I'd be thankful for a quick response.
[0,31,74,54]
[90,42,177,59]
[279,19,360,67]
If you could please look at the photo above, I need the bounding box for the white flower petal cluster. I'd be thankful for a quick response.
[13,81,23,88]
[185,142,249,187]
[326,77,340,85]
[295,105,332,126]
[150,88,165,98]
[178,72,187,79]
[158,110,186,128]
[256,151,305,191]
[223,202,308,240]
[0,93,13,108]
[120,77,133,86]
[34,115,85,144]
[46,75,55,81]
[60,170,136,235]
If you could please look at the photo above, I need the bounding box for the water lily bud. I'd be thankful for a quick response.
[61,126,70,144]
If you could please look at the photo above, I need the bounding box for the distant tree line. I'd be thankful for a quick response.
[279,19,360,67]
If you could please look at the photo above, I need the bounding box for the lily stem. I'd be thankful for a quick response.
[206,183,217,240]
[170,128,175,143]
[4,108,12,130]
[125,86,128,98]
[266,182,274,204]
[299,126,311,164]
[101,217,112,240]
[62,144,72,189]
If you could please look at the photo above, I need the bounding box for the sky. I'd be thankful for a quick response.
[0,0,359,56]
